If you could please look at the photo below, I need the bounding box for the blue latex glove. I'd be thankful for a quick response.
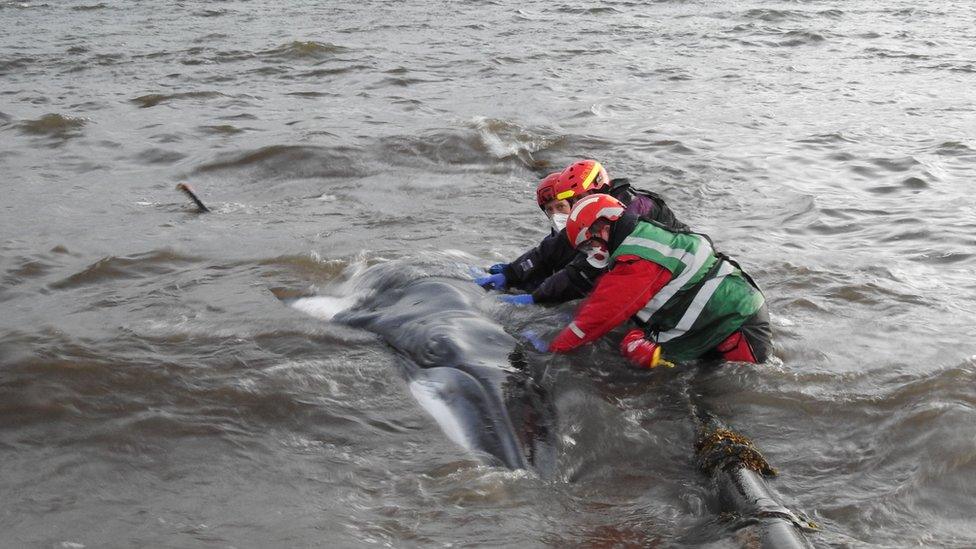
[475,272,506,290]
[488,263,508,275]
[520,329,549,353]
[499,294,534,306]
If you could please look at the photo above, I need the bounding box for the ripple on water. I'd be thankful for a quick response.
[0,55,36,75]
[242,66,290,77]
[367,71,440,89]
[194,33,229,44]
[194,9,228,18]
[284,91,340,99]
[743,8,812,22]
[865,176,931,195]
[195,124,245,136]
[130,91,226,109]
[795,132,859,147]
[15,113,86,138]
[71,3,110,11]
[376,118,558,171]
[297,64,373,79]
[552,6,620,15]
[195,144,370,181]
[2,254,57,289]
[772,30,828,48]
[863,47,930,61]
[907,250,974,265]
[938,62,976,73]
[0,330,386,450]
[932,141,976,157]
[629,137,697,156]
[258,41,351,62]
[134,148,187,165]
[869,156,923,172]
[47,250,200,291]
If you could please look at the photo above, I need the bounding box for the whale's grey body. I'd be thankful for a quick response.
[296,267,555,473]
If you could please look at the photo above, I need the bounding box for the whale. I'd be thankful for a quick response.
[283,261,814,546]
[286,262,556,475]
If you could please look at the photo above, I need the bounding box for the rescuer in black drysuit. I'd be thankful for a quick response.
[476,159,688,305]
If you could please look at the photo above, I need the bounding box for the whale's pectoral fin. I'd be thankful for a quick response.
[408,367,527,470]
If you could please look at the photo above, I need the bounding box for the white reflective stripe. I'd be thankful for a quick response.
[569,195,600,222]
[568,322,585,339]
[655,261,735,343]
[620,236,692,262]
[596,206,623,220]
[572,206,624,246]
[574,230,590,247]
[636,236,714,323]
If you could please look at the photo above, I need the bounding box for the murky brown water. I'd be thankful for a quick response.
[2,0,976,547]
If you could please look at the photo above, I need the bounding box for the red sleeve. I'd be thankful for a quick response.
[549,256,672,353]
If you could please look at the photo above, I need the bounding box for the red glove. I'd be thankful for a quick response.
[620,329,666,369]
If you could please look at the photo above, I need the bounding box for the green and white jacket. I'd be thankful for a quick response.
[611,220,765,361]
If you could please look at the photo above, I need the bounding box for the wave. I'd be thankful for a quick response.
[775,30,827,47]
[130,91,226,109]
[378,118,561,171]
[194,144,370,180]
[740,8,844,22]
[2,249,68,290]
[15,113,87,138]
[295,64,373,79]
[194,8,228,18]
[195,124,246,136]
[865,176,930,195]
[795,132,859,147]
[0,330,379,438]
[863,47,929,61]
[552,6,620,15]
[932,141,976,157]
[258,41,351,61]
[48,249,201,291]
[743,8,808,22]
[135,147,187,165]
[71,3,110,10]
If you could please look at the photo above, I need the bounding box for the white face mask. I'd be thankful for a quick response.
[549,213,569,232]
[582,240,610,269]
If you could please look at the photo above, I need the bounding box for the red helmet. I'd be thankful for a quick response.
[566,194,625,248]
[553,160,610,203]
[535,172,560,210]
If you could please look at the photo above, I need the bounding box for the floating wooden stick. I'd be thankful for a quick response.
[176,182,210,213]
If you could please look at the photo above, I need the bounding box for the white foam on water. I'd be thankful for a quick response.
[289,295,357,321]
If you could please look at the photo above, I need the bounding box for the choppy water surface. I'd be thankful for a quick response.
[3,0,976,547]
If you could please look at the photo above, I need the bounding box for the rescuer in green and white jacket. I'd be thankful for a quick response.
[526,193,771,367]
